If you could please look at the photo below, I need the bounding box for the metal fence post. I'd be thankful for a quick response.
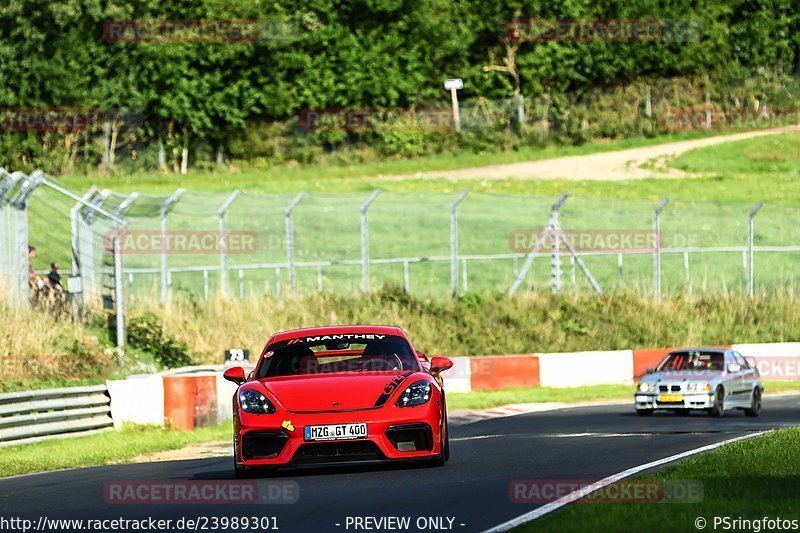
[285,192,305,293]
[218,190,240,299]
[10,172,44,304]
[653,198,670,298]
[450,190,468,297]
[748,202,763,296]
[112,235,125,348]
[159,188,185,304]
[110,192,137,349]
[360,190,380,293]
[70,186,98,309]
[509,192,568,295]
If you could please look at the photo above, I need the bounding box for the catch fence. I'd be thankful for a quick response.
[1,169,799,348]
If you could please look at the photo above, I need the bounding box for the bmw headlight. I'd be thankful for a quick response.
[396,380,432,407]
[239,389,276,414]
[687,382,711,393]
[638,382,654,393]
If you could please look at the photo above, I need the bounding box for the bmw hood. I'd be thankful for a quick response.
[258,371,417,412]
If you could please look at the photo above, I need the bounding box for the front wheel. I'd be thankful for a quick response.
[709,387,725,417]
[432,411,449,467]
[745,387,762,417]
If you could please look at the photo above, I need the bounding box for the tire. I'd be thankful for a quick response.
[636,409,654,416]
[709,387,725,417]
[431,410,449,467]
[745,387,762,417]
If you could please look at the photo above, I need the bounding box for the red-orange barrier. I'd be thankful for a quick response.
[633,345,731,381]
[194,376,218,428]
[164,376,195,430]
[164,375,218,431]
[470,355,540,391]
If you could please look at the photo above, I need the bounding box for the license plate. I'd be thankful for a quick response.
[304,423,368,441]
[658,394,683,403]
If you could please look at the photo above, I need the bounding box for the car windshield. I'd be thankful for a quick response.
[657,351,725,372]
[258,334,419,378]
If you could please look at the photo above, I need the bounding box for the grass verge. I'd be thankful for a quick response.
[0,422,231,478]
[144,291,800,362]
[447,381,800,411]
[447,385,632,411]
[526,427,800,532]
[55,131,718,195]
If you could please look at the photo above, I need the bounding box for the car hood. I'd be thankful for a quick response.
[646,370,722,382]
[258,371,419,412]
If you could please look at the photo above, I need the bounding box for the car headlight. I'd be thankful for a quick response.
[638,382,654,393]
[687,382,711,393]
[239,389,276,414]
[396,380,432,407]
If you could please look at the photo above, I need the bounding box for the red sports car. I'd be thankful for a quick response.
[223,325,453,476]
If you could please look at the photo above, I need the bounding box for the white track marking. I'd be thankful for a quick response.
[482,430,769,533]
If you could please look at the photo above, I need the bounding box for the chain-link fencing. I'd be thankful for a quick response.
[3,171,799,323]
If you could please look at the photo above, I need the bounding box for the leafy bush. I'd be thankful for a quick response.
[127,313,193,369]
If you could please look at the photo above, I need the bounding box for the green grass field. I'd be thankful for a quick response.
[52,131,721,195]
[527,427,800,532]
[0,422,231,478]
[447,381,800,411]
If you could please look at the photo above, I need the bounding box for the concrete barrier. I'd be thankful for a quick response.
[469,355,540,391]
[163,374,218,431]
[101,342,798,432]
[107,375,164,429]
[440,356,471,393]
[733,342,800,381]
[538,350,633,387]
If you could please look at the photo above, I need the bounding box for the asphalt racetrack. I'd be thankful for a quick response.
[2,396,798,533]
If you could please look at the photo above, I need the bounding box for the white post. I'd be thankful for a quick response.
[285,192,305,293]
[360,190,380,292]
[653,198,670,298]
[450,190,468,296]
[748,203,763,296]
[218,190,240,299]
[160,188,185,304]
[509,193,569,296]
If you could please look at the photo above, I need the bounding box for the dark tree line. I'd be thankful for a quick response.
[0,0,797,174]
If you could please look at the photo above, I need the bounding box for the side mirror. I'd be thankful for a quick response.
[429,356,453,377]
[223,366,246,385]
[727,363,741,374]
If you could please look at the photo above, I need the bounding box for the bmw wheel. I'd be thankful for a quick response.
[745,387,762,417]
[709,387,725,417]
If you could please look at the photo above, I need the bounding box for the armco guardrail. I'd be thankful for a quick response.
[0,385,113,448]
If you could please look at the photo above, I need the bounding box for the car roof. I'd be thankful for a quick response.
[268,325,407,345]
[668,347,728,355]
